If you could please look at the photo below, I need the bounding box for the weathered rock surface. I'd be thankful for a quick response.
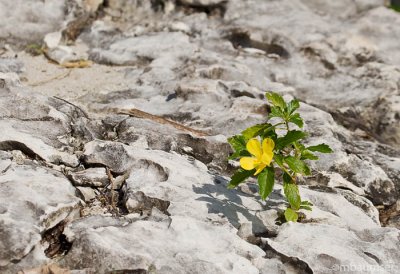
[0,0,399,273]
[0,163,80,272]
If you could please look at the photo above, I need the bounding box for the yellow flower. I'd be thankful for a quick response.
[240,138,275,175]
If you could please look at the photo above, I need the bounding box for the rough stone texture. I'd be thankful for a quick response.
[0,0,66,46]
[0,0,399,273]
[266,223,400,274]
[0,163,80,272]
[0,87,82,167]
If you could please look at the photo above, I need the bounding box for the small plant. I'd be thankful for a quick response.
[227,92,333,222]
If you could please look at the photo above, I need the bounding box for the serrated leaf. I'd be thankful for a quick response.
[287,99,300,115]
[242,123,271,140]
[283,175,301,210]
[301,150,319,161]
[228,169,254,189]
[284,156,311,175]
[260,128,278,140]
[288,113,304,128]
[268,106,286,119]
[257,166,275,200]
[284,208,298,222]
[276,130,307,149]
[266,92,286,110]
[228,135,246,152]
[307,143,333,153]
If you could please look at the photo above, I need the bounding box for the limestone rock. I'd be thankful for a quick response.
[0,164,80,271]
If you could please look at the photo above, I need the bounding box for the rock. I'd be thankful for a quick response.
[69,168,108,187]
[43,32,62,49]
[89,32,197,67]
[0,87,88,167]
[265,223,400,274]
[45,45,89,65]
[62,216,265,274]
[0,58,24,73]
[76,187,97,202]
[0,163,81,271]
[0,151,12,172]
[82,140,134,173]
[1,0,400,273]
[0,0,66,46]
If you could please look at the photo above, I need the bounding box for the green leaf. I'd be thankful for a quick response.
[268,106,286,119]
[300,205,312,211]
[266,92,286,110]
[301,200,313,206]
[276,130,307,149]
[228,149,252,160]
[284,156,311,175]
[284,208,298,222]
[283,175,301,210]
[301,150,319,161]
[307,143,333,153]
[228,135,246,152]
[242,124,271,141]
[288,113,304,128]
[287,99,300,115]
[257,166,275,200]
[227,169,254,189]
[273,154,284,168]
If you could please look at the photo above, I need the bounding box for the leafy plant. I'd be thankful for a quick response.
[227,92,333,222]
[390,0,400,12]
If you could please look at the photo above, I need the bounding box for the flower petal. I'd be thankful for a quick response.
[246,138,262,158]
[254,163,267,175]
[262,138,275,154]
[240,157,258,170]
[261,151,273,166]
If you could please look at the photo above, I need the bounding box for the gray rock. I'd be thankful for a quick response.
[76,187,97,202]
[0,0,66,46]
[0,58,24,73]
[69,168,108,187]
[265,223,400,274]
[62,215,265,274]
[0,163,80,271]
[0,88,81,167]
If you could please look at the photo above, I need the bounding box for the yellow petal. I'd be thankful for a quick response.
[261,151,273,166]
[240,157,258,170]
[246,138,262,158]
[262,138,275,154]
[254,163,267,175]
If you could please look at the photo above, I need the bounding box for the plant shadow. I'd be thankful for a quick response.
[192,174,285,235]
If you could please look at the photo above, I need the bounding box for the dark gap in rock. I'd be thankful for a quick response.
[225,31,290,58]
[302,46,335,70]
[230,89,256,98]
[334,186,356,192]
[363,252,381,264]
[262,242,314,274]
[176,0,228,17]
[165,92,177,101]
[0,141,43,161]
[116,187,130,215]
[41,221,72,258]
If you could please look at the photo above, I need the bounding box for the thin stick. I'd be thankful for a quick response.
[28,70,72,87]
[118,108,209,137]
